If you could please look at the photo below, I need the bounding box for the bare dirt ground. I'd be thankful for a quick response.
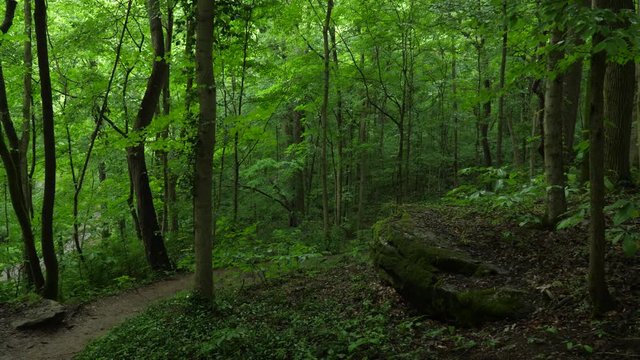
[0,273,195,360]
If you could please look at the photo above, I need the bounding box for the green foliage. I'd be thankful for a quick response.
[443,167,545,225]
[212,217,323,278]
[77,261,420,359]
[605,199,640,256]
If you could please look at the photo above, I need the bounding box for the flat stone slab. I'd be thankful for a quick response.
[12,299,66,330]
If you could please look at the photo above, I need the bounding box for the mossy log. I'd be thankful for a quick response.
[371,212,530,325]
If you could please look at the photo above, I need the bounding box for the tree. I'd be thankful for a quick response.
[603,0,634,186]
[126,0,172,271]
[587,0,615,316]
[193,0,215,300]
[320,0,333,243]
[0,0,46,293]
[34,0,59,299]
[542,2,566,225]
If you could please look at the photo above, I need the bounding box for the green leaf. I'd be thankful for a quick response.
[612,201,639,226]
[622,237,638,257]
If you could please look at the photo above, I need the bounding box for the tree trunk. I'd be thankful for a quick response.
[602,0,635,186]
[587,0,615,315]
[543,26,566,225]
[34,0,59,299]
[161,1,178,237]
[21,0,33,218]
[193,0,215,300]
[496,0,508,167]
[321,0,333,243]
[636,63,640,170]
[329,26,343,226]
[286,109,305,227]
[559,0,588,168]
[452,46,459,185]
[530,79,545,177]
[127,0,171,271]
[481,79,492,167]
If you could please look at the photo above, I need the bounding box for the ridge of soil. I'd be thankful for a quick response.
[1,271,206,360]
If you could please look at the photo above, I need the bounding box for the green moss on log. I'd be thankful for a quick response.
[371,211,530,326]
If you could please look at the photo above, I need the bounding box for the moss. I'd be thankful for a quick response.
[371,211,531,325]
[453,288,529,326]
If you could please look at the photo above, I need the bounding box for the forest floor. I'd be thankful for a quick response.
[0,269,258,360]
[0,272,195,360]
[3,205,640,359]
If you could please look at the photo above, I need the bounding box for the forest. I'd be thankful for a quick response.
[1,0,640,358]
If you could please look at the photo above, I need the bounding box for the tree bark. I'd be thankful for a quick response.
[286,108,305,227]
[543,26,566,225]
[559,0,588,168]
[161,0,178,237]
[452,45,459,185]
[329,25,343,226]
[587,0,615,316]
[481,79,492,167]
[603,0,635,186]
[126,0,171,271]
[193,0,215,300]
[320,0,333,243]
[21,0,33,218]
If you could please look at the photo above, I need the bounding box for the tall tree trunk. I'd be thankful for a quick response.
[329,26,343,226]
[21,0,33,218]
[286,109,305,227]
[562,0,587,167]
[452,46,459,185]
[481,79,492,167]
[321,0,334,243]
[603,0,635,186]
[357,102,368,230]
[496,0,508,167]
[161,0,178,237]
[636,63,640,169]
[34,0,58,299]
[193,0,215,300]
[543,26,566,225]
[127,0,171,271]
[530,79,545,177]
[498,0,522,167]
[588,0,615,316]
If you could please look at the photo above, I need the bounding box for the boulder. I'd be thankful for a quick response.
[371,211,530,326]
[12,299,66,330]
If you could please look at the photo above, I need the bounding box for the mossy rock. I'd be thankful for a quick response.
[371,211,530,326]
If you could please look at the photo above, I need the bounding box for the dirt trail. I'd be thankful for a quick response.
[1,272,197,360]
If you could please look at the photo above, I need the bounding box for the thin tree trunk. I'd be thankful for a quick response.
[636,63,640,169]
[126,0,171,271]
[21,0,33,218]
[161,0,177,237]
[603,0,634,186]
[543,26,566,225]
[562,52,584,166]
[588,0,615,315]
[321,0,334,243]
[496,0,508,167]
[481,79,492,167]
[357,99,368,230]
[34,0,59,299]
[452,45,459,185]
[329,26,343,226]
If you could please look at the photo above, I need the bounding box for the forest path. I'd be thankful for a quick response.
[1,270,240,360]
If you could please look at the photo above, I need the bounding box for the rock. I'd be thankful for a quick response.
[12,299,66,330]
[371,210,530,326]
